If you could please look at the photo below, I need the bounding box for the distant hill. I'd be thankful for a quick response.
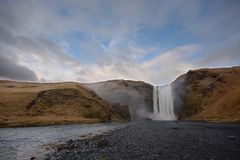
[173,66,240,122]
[0,81,124,127]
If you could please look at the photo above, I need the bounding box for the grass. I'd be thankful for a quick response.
[0,81,123,127]
[180,66,240,122]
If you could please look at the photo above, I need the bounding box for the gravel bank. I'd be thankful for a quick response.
[45,121,240,160]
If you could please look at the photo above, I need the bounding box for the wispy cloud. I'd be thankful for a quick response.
[0,0,239,84]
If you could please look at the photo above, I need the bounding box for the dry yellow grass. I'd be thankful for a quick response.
[180,66,240,122]
[0,81,123,127]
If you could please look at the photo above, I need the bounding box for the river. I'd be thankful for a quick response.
[0,123,129,160]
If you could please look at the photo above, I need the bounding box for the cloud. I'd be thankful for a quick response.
[0,53,38,81]
[0,0,239,85]
[143,45,198,84]
[200,33,240,67]
[72,45,198,85]
[181,0,240,42]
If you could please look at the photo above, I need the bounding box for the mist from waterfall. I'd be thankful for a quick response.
[151,84,176,120]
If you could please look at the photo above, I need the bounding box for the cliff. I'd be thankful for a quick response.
[0,81,124,127]
[1,66,239,126]
[173,66,240,122]
[83,80,153,120]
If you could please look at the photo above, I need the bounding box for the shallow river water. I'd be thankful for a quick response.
[0,123,129,160]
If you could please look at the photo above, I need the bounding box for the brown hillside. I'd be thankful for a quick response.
[84,80,153,120]
[179,66,240,122]
[0,81,123,127]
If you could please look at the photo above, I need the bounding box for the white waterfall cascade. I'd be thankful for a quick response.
[151,84,176,120]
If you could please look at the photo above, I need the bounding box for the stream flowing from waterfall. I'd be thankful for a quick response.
[0,123,129,160]
[152,84,176,120]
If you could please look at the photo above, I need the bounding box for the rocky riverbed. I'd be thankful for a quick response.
[0,123,128,160]
[45,121,240,160]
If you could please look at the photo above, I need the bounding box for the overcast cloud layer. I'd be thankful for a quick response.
[0,0,239,85]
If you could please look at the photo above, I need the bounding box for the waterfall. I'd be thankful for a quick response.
[152,84,176,120]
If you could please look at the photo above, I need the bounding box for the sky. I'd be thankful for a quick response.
[0,0,239,85]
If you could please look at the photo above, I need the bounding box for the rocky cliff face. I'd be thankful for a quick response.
[0,81,123,127]
[83,80,153,120]
[172,66,240,122]
[171,74,187,117]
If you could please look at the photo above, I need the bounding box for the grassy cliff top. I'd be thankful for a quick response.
[180,66,240,122]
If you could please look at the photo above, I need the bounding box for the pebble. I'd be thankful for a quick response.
[45,121,240,160]
[227,136,236,140]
